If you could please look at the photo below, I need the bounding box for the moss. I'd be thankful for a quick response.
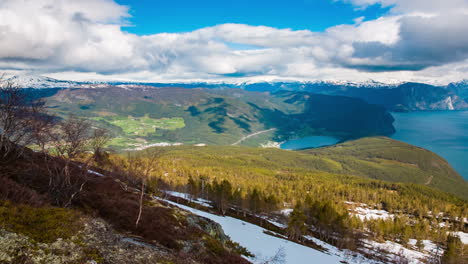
[203,236,225,255]
[0,200,83,244]
[81,247,104,264]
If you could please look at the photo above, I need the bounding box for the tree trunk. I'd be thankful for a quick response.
[136,181,145,228]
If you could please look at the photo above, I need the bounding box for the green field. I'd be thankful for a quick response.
[93,115,185,136]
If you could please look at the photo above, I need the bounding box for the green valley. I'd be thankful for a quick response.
[36,86,395,150]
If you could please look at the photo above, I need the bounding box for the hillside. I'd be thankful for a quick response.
[0,145,250,264]
[31,87,395,149]
[114,137,467,263]
[303,137,468,199]
[127,136,467,200]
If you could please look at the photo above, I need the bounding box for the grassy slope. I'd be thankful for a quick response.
[303,137,468,199]
[138,137,467,200]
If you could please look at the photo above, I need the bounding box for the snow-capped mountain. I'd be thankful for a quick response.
[5,74,403,90]
[6,75,82,89]
[4,74,468,110]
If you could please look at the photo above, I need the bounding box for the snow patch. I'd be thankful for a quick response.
[304,235,383,264]
[345,202,394,221]
[87,169,104,177]
[279,208,293,216]
[159,198,365,264]
[450,231,468,244]
[363,239,440,264]
[165,191,213,208]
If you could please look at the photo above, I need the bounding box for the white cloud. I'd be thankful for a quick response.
[0,0,467,84]
[340,0,468,14]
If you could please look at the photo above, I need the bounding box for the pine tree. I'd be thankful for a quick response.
[442,234,465,264]
[287,201,307,241]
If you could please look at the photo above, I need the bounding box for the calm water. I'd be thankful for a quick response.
[280,136,340,150]
[391,111,468,180]
[279,111,468,180]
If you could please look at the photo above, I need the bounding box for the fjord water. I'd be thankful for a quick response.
[279,111,468,180]
[280,136,340,150]
[391,111,468,180]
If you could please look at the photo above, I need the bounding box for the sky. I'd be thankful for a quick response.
[0,0,468,84]
[114,0,390,34]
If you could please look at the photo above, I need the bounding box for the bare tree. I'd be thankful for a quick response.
[44,115,94,206]
[30,113,55,153]
[125,150,160,228]
[51,115,92,160]
[0,77,48,160]
[136,180,145,228]
[89,127,111,163]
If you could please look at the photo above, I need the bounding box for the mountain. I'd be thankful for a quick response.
[306,82,468,111]
[6,75,82,89]
[32,86,395,149]
[237,81,468,111]
[9,74,468,111]
[448,79,468,102]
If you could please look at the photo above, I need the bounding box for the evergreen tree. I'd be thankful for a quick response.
[442,234,465,264]
[287,201,307,241]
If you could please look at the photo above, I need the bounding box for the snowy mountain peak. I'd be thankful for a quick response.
[6,74,80,89]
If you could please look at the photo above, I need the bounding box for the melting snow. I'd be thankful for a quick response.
[363,239,440,264]
[450,231,468,244]
[345,202,394,221]
[165,191,213,208]
[279,208,293,216]
[161,198,379,264]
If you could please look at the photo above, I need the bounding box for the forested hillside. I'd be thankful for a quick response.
[107,140,467,263]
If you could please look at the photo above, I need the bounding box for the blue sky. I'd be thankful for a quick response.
[116,0,390,34]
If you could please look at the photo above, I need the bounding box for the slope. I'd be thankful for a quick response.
[303,137,468,199]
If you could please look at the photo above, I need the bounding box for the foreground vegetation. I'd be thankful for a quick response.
[1,79,467,263]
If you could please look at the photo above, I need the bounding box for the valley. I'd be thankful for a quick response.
[33,86,396,150]
[1,77,467,264]
[3,1,468,263]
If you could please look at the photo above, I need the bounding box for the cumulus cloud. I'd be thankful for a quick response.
[340,0,468,14]
[329,0,468,73]
[0,0,467,84]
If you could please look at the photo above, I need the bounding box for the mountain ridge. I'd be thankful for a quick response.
[9,74,468,111]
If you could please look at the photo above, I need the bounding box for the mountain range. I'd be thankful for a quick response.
[8,74,468,111]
